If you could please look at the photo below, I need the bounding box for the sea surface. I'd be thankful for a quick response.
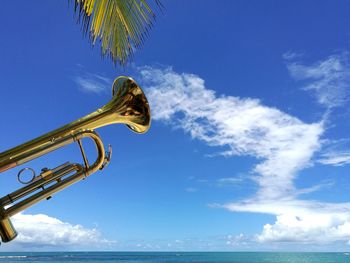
[0,252,350,263]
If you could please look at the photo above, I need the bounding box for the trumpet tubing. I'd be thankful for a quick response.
[0,76,151,243]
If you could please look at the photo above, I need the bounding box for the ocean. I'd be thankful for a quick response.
[0,252,350,263]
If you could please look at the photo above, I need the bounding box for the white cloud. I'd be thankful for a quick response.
[192,175,248,188]
[2,213,115,250]
[74,73,111,94]
[222,199,350,244]
[141,66,323,200]
[216,177,244,185]
[286,53,350,108]
[318,151,350,166]
[282,51,303,61]
[258,213,347,243]
[226,233,250,247]
[140,65,350,247]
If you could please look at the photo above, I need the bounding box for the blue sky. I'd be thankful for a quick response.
[2,0,350,251]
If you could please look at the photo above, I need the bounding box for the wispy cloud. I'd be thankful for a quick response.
[286,53,350,108]
[318,151,350,166]
[141,66,323,200]
[189,174,249,190]
[216,177,244,185]
[139,65,350,246]
[74,72,111,94]
[282,51,303,61]
[2,213,115,251]
[294,180,334,196]
[285,53,350,167]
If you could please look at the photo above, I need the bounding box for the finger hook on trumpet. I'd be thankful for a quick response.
[17,168,36,185]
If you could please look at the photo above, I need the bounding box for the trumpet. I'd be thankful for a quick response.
[0,76,151,243]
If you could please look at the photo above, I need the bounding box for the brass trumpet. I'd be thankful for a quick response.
[0,76,151,243]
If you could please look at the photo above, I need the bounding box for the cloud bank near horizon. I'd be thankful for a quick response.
[1,213,115,251]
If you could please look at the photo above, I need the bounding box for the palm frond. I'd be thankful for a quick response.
[73,0,161,65]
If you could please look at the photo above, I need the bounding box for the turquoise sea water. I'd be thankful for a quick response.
[0,252,350,263]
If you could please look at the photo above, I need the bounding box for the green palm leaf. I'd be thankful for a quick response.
[74,0,161,65]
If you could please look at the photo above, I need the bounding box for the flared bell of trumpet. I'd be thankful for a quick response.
[61,76,151,136]
[64,75,151,135]
[106,76,151,133]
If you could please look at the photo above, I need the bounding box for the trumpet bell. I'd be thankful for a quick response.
[106,76,151,134]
